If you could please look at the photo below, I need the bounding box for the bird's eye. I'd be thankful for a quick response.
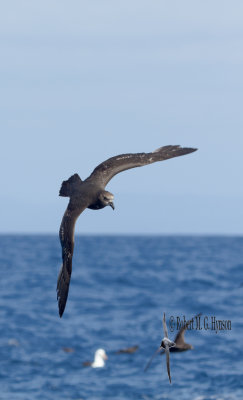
[104,196,108,201]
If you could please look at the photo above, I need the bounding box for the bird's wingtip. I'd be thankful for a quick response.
[57,294,65,318]
[152,145,198,154]
[179,146,198,154]
[58,306,64,318]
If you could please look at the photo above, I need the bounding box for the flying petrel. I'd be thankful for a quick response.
[161,313,176,383]
[57,145,197,317]
[144,313,202,373]
[144,313,176,383]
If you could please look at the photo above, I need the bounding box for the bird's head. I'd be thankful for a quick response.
[98,191,115,210]
[161,338,176,349]
[95,348,108,361]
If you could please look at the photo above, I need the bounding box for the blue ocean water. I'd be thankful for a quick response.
[0,235,242,400]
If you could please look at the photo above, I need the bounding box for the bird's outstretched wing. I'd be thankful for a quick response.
[57,198,88,317]
[144,346,162,372]
[174,313,202,346]
[165,345,172,384]
[163,313,169,338]
[87,145,197,187]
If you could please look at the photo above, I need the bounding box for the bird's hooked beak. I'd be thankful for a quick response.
[109,202,115,210]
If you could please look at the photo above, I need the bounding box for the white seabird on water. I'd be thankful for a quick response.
[57,145,197,317]
[83,349,108,368]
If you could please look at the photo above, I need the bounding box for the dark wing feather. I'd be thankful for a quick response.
[174,326,186,347]
[174,313,202,346]
[57,198,88,317]
[87,145,197,187]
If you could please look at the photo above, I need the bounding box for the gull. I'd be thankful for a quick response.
[145,313,176,383]
[57,145,197,317]
[82,348,108,368]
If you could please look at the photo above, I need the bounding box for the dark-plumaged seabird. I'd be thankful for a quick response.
[115,345,139,354]
[145,313,176,383]
[57,145,197,317]
[62,347,75,353]
[145,313,202,373]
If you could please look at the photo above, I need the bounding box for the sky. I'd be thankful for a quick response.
[1,1,243,234]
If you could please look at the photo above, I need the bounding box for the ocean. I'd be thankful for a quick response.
[0,235,242,400]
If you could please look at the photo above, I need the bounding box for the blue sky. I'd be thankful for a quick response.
[1,1,243,234]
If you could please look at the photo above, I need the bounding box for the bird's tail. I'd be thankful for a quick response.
[59,173,82,197]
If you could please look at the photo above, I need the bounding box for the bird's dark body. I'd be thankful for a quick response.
[57,145,197,317]
[169,344,192,352]
[60,179,100,204]
[115,345,139,354]
[87,197,107,210]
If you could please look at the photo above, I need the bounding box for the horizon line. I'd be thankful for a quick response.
[0,232,242,237]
